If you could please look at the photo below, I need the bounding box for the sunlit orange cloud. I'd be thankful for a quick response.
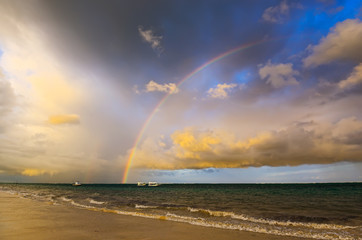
[131,118,362,170]
[171,128,221,159]
[48,114,80,125]
[21,168,57,177]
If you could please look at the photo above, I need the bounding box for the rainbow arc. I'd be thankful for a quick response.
[122,38,276,183]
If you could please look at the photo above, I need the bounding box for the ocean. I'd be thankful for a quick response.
[1,183,361,239]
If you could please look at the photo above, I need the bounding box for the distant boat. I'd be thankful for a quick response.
[137,182,147,186]
[72,181,81,186]
[148,182,159,187]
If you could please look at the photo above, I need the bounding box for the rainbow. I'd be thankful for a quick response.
[122,38,273,183]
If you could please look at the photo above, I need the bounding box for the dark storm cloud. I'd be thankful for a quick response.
[35,0,288,86]
[11,0,334,106]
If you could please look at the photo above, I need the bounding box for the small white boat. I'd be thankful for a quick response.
[148,182,159,187]
[72,181,81,186]
[137,182,147,186]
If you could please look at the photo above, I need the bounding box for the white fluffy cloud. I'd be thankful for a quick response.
[259,61,299,88]
[338,63,362,89]
[145,80,179,94]
[138,26,163,55]
[262,0,290,23]
[207,83,237,99]
[304,19,362,67]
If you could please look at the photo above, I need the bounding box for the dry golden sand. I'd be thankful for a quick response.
[0,192,309,240]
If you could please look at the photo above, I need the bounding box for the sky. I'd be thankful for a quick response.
[0,0,361,183]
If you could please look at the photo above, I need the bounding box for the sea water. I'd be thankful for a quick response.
[1,183,361,239]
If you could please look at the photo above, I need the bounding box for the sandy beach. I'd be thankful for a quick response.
[0,192,308,240]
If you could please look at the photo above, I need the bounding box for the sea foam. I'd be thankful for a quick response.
[87,198,105,205]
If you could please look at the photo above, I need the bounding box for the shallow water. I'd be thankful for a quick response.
[1,183,361,239]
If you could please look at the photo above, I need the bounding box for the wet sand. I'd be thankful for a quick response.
[0,192,308,240]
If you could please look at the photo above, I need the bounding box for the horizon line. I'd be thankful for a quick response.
[1,181,361,184]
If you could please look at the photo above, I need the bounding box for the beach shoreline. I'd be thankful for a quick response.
[0,191,307,240]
